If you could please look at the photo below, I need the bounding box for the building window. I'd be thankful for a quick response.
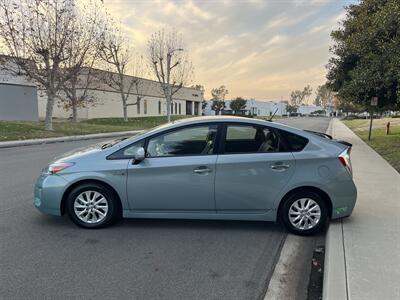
[158,101,161,115]
[171,102,174,114]
[144,100,147,115]
[179,103,181,115]
[186,101,193,115]
[137,101,140,114]
[194,102,199,115]
[175,103,178,115]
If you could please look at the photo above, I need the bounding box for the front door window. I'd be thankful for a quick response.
[146,125,218,157]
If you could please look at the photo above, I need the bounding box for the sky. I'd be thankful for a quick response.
[104,0,356,101]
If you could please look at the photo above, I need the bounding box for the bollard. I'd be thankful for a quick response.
[386,122,390,135]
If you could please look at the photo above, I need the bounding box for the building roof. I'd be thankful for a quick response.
[0,56,203,102]
[83,68,203,102]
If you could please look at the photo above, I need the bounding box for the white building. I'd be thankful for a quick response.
[0,56,203,120]
[298,104,329,115]
[0,56,39,121]
[204,99,288,116]
[38,68,203,119]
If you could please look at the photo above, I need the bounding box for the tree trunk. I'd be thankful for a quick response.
[44,92,55,131]
[122,96,128,122]
[72,103,78,123]
[166,86,172,123]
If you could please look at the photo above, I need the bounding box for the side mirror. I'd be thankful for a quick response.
[133,147,145,163]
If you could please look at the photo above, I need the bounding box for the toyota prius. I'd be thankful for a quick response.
[34,116,357,235]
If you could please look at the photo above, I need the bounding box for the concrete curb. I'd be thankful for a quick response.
[0,130,144,149]
[323,118,349,300]
[323,220,348,300]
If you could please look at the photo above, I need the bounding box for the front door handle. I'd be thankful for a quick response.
[194,166,212,174]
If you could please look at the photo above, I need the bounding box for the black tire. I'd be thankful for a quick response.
[66,182,121,229]
[280,191,328,236]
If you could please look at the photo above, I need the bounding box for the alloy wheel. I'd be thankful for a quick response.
[73,191,109,224]
[288,198,321,230]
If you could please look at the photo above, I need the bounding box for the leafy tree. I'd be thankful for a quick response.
[327,0,400,111]
[230,97,247,115]
[333,95,364,115]
[286,104,298,115]
[315,84,333,108]
[211,85,228,115]
[201,100,208,111]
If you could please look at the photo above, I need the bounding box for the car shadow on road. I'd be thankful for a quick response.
[34,213,286,234]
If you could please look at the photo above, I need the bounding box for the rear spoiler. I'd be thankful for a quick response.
[304,130,333,140]
[304,130,352,148]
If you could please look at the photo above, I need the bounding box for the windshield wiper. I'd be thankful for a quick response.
[101,137,127,149]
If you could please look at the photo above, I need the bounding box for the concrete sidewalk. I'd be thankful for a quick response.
[323,119,400,300]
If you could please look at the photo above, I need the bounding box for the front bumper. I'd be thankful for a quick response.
[34,174,68,216]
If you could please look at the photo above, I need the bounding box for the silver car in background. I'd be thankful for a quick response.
[34,116,356,235]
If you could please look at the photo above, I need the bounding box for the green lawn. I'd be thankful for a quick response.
[343,119,400,173]
[0,116,192,142]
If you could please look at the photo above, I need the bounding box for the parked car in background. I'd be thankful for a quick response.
[34,116,356,235]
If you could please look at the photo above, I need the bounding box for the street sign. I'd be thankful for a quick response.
[371,97,378,106]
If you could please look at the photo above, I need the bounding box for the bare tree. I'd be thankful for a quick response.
[0,0,86,130]
[290,85,312,108]
[58,0,105,122]
[303,85,313,105]
[147,29,193,122]
[98,22,145,122]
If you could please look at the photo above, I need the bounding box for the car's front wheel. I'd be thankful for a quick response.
[66,183,120,228]
[280,191,327,235]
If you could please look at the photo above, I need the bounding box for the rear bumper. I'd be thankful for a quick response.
[34,174,68,216]
[330,179,357,219]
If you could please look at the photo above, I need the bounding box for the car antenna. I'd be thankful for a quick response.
[268,108,278,122]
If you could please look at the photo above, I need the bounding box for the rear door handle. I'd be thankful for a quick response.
[271,164,290,171]
[194,166,212,174]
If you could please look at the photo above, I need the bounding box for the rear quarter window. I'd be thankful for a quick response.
[278,130,308,151]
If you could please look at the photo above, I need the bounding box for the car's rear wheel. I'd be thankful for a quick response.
[280,191,327,235]
[66,183,120,228]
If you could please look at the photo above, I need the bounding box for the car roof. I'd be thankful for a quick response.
[167,116,304,133]
[113,116,346,154]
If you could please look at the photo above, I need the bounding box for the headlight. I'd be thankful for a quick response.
[42,162,74,175]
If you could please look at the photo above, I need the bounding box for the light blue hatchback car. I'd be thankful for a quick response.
[34,116,357,235]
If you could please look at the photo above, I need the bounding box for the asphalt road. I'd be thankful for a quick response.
[0,117,331,300]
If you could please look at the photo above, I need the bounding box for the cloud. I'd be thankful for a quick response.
[103,0,352,100]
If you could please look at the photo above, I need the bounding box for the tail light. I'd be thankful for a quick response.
[338,148,352,175]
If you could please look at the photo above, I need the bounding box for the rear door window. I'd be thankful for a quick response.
[224,124,282,154]
[278,130,308,151]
